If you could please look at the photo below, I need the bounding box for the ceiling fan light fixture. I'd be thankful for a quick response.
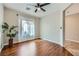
[26,7,30,10]
[37,8,41,11]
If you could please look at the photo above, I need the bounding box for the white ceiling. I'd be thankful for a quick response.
[4,3,70,18]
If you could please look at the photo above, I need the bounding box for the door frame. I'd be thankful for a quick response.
[63,4,73,47]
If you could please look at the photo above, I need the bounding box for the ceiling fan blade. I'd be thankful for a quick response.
[35,9,37,12]
[40,3,50,7]
[37,3,40,7]
[40,8,46,12]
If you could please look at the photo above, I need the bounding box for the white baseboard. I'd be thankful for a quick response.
[0,44,4,52]
[0,49,1,52]
[66,39,79,43]
[4,41,19,46]
[0,47,3,52]
[4,39,35,46]
[42,38,63,47]
[4,38,63,47]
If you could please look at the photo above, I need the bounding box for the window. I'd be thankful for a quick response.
[18,16,35,40]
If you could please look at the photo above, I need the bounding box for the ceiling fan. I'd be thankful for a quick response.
[34,3,50,13]
[26,3,50,13]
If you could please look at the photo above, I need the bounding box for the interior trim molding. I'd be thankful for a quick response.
[42,38,63,47]
[4,38,63,47]
[4,38,41,46]
[0,48,2,52]
[0,49,1,52]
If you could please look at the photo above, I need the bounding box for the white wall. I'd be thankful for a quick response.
[34,18,40,38]
[0,4,4,51]
[4,7,18,44]
[40,3,71,46]
[40,11,64,46]
[65,14,79,42]
[4,7,40,45]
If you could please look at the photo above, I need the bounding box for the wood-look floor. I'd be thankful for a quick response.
[0,39,72,56]
[65,40,79,56]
